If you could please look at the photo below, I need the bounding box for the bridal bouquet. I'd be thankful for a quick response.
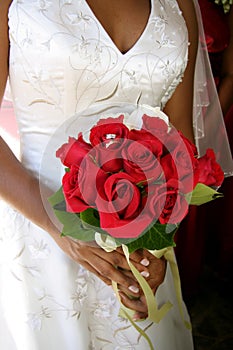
[49,106,224,348]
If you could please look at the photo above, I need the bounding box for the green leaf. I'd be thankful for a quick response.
[80,208,100,228]
[80,208,109,235]
[48,188,178,250]
[125,223,178,253]
[53,201,67,211]
[48,187,96,241]
[48,187,65,208]
[54,209,96,241]
[187,183,224,206]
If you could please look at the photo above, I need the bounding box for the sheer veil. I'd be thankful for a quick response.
[192,0,233,177]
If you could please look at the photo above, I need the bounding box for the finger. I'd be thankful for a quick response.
[118,291,148,315]
[79,256,142,299]
[114,265,152,298]
[116,247,151,269]
[118,268,150,281]
[86,252,141,294]
[116,249,152,277]
[95,254,151,297]
[93,248,158,290]
[80,244,151,277]
[74,239,99,248]
[116,280,141,298]
[121,255,151,284]
[146,257,166,288]
[132,294,151,320]
[93,247,134,272]
[76,257,112,285]
[131,311,149,321]
[74,243,163,296]
[74,244,141,294]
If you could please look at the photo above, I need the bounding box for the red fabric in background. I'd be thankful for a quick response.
[198,0,230,53]
[175,0,233,299]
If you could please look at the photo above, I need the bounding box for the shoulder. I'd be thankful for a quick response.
[0,0,13,12]
[176,0,198,59]
[0,0,13,103]
[0,0,13,26]
[0,0,13,60]
[176,0,198,41]
[176,0,197,21]
[0,0,13,41]
[0,0,13,22]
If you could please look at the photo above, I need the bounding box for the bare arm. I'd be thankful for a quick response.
[0,0,57,243]
[0,0,11,105]
[164,0,198,143]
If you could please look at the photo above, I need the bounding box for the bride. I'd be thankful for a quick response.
[0,0,231,349]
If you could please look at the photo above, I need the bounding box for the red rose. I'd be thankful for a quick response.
[62,157,108,213]
[122,139,163,183]
[178,132,198,157]
[89,115,129,172]
[196,148,224,187]
[90,115,129,146]
[205,34,214,52]
[92,142,125,173]
[160,153,178,181]
[141,114,168,142]
[128,129,164,154]
[161,131,199,192]
[56,133,92,168]
[148,179,189,224]
[96,173,152,238]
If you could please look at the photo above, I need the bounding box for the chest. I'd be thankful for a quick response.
[85,0,151,54]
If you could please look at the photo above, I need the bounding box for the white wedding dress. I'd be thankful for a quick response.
[0,0,194,349]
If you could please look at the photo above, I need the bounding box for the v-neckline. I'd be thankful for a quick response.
[84,0,153,57]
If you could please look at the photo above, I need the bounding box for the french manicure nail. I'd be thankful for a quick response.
[140,270,150,278]
[128,285,139,294]
[140,258,150,266]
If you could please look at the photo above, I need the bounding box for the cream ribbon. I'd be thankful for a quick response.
[150,246,192,330]
[95,233,191,349]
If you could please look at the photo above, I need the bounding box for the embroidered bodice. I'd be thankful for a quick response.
[8,0,188,188]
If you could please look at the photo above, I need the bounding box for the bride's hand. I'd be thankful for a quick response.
[51,232,166,319]
[118,250,166,320]
[51,232,147,288]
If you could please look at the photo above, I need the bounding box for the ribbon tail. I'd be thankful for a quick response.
[164,248,192,330]
[112,281,155,350]
[122,245,173,323]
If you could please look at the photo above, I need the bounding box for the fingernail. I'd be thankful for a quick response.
[140,270,150,278]
[128,285,139,294]
[140,258,150,266]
